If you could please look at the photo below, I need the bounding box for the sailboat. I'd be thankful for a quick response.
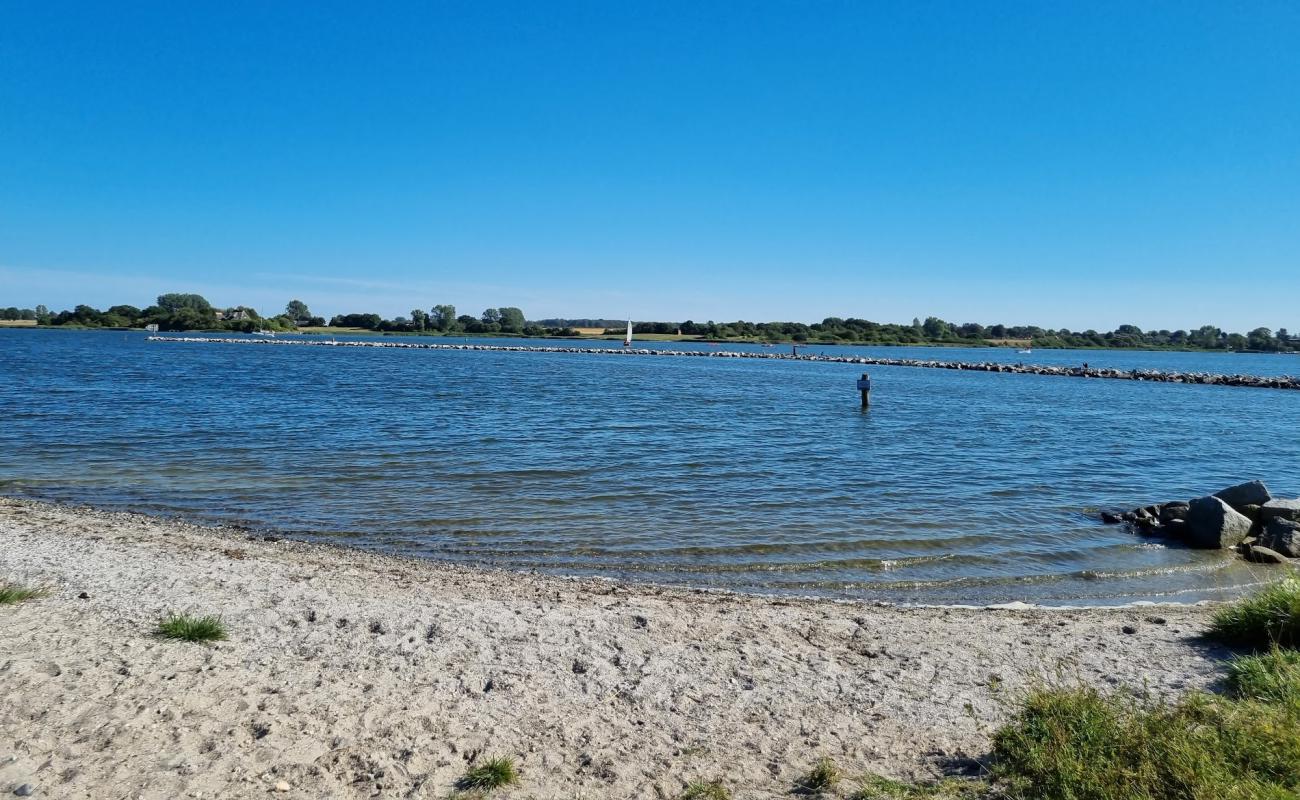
[1017,338,1033,354]
[623,320,633,347]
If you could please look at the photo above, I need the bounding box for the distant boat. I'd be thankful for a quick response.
[1017,338,1033,354]
[253,329,276,337]
[623,320,633,347]
[144,323,159,333]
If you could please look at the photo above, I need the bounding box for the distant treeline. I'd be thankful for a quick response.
[611,317,1297,351]
[6,299,1295,351]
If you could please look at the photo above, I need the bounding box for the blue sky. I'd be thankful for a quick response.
[2,2,1297,330]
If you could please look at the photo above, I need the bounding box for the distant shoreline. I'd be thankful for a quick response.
[7,324,1295,355]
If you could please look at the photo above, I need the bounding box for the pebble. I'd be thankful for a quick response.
[274,781,291,792]
[13,785,34,797]
[1122,625,1138,635]
[77,591,90,599]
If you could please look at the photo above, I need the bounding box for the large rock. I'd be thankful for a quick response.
[1260,518,1300,558]
[1186,496,1254,549]
[1214,480,1272,510]
[1159,502,1190,524]
[1246,545,1289,565]
[1260,498,1300,524]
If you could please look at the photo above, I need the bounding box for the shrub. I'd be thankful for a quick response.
[1208,579,1300,649]
[456,756,520,791]
[679,780,731,800]
[156,613,228,642]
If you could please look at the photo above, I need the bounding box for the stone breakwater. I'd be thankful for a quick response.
[146,336,1300,391]
[1103,480,1300,565]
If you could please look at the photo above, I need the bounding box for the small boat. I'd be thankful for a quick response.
[253,329,276,337]
[623,320,633,347]
[1017,338,1032,354]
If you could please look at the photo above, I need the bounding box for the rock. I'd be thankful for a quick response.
[1121,625,1138,634]
[1100,510,1124,524]
[1141,504,1163,518]
[1239,504,1263,523]
[1161,519,1188,539]
[1214,480,1271,510]
[274,781,291,792]
[1246,545,1289,565]
[1260,498,1300,524]
[1259,518,1300,558]
[1186,496,1254,549]
[76,591,90,600]
[1134,516,1161,534]
[1159,502,1190,524]
[13,785,34,797]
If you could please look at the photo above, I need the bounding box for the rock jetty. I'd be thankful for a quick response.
[1102,480,1300,564]
[146,336,1300,392]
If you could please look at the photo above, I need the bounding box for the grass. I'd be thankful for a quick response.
[1208,578,1300,649]
[849,775,986,799]
[1227,648,1300,706]
[0,582,46,604]
[456,756,520,792]
[795,757,841,795]
[155,613,228,642]
[989,685,1300,800]
[678,780,731,800]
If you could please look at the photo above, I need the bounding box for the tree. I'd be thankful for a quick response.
[431,304,457,332]
[481,308,501,325]
[156,293,213,313]
[285,299,311,322]
[410,309,427,331]
[497,307,526,333]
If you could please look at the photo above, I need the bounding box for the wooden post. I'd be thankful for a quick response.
[857,373,871,408]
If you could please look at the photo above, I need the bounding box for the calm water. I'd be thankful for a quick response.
[3,328,1298,606]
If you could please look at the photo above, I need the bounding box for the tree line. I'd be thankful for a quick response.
[5,299,1296,351]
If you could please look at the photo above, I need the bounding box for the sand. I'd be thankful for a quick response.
[0,498,1232,799]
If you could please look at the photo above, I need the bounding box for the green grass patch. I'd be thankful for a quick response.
[1227,647,1300,707]
[678,779,731,800]
[795,757,841,795]
[990,685,1300,799]
[1208,578,1300,649]
[0,583,46,605]
[155,613,228,642]
[456,756,520,792]
[849,774,986,799]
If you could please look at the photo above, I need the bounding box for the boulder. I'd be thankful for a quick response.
[1214,480,1271,510]
[1260,518,1300,558]
[1161,519,1188,539]
[1260,498,1300,524]
[1245,545,1289,565]
[1100,510,1124,525]
[1186,496,1254,549]
[1159,502,1190,524]
[1239,504,1263,523]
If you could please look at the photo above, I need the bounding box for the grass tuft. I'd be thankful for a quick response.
[990,684,1300,799]
[1208,578,1300,649]
[156,613,228,642]
[849,774,986,799]
[795,757,841,795]
[0,583,46,605]
[678,779,731,800]
[456,756,520,792]
[1227,647,1300,707]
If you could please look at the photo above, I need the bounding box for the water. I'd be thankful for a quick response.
[3,328,1298,606]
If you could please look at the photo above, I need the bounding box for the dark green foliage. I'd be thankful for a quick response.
[1209,579,1300,649]
[795,757,840,795]
[990,686,1300,800]
[156,613,228,642]
[0,583,46,604]
[456,756,520,791]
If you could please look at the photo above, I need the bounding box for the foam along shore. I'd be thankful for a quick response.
[0,499,1235,799]
[146,335,1300,391]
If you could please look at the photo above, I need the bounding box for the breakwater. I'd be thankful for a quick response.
[146,336,1300,391]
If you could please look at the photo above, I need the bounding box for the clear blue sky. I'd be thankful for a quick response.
[2,1,1297,331]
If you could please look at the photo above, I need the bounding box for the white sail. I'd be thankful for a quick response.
[623,320,633,346]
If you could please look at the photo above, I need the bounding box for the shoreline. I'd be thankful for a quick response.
[0,498,1236,799]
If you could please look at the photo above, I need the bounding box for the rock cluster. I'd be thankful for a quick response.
[1102,480,1300,563]
[147,336,1300,392]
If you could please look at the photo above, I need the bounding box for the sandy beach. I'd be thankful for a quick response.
[0,498,1233,799]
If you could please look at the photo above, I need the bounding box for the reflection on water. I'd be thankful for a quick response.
[2,329,1297,605]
